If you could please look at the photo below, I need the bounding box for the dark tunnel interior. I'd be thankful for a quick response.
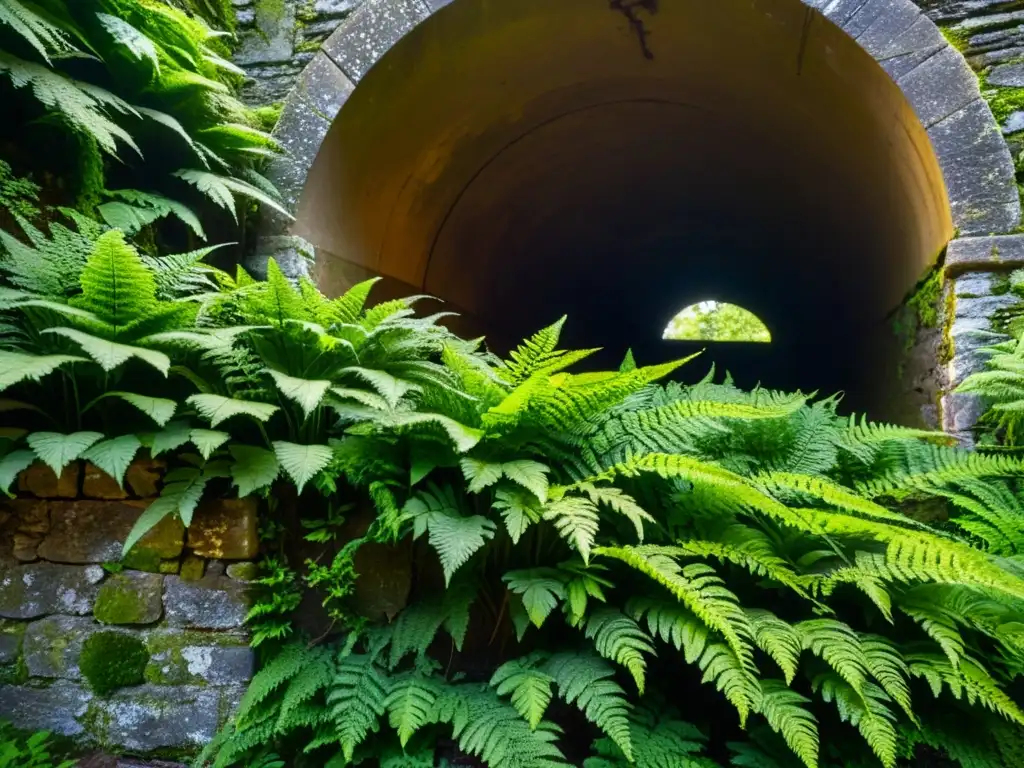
[293,0,954,422]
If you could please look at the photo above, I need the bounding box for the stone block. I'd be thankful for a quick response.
[163,575,249,630]
[124,459,165,498]
[87,685,220,752]
[899,45,980,129]
[1004,111,1024,135]
[315,0,359,16]
[955,9,1024,32]
[846,1,921,57]
[38,500,184,564]
[987,62,1024,87]
[18,462,79,498]
[180,554,205,581]
[321,0,430,82]
[226,562,258,582]
[424,0,454,9]
[82,462,128,500]
[947,234,1024,274]
[928,99,1021,236]
[953,272,996,298]
[187,498,259,560]
[0,562,104,619]
[952,351,989,380]
[23,615,102,678]
[94,572,163,625]
[942,392,986,433]
[969,45,1024,68]
[235,0,295,66]
[2,499,49,562]
[0,681,92,736]
[0,620,25,664]
[145,629,254,686]
[954,293,1019,320]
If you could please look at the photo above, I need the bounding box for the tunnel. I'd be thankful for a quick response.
[291,0,954,421]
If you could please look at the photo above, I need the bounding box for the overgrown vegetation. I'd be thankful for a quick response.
[0,721,73,768]
[0,0,287,250]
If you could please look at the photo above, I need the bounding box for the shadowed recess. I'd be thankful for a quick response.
[295,0,953,420]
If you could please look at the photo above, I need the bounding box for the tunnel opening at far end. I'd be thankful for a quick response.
[294,0,954,423]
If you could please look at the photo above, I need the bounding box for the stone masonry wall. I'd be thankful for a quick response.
[0,460,258,756]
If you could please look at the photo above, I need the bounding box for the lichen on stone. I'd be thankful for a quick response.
[93,573,163,625]
[79,632,149,696]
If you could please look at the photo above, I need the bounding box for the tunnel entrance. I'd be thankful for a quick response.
[291,0,955,420]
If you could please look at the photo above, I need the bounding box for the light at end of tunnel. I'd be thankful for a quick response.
[663,301,772,343]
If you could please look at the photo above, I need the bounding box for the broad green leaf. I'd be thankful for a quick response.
[122,468,207,553]
[502,460,550,502]
[329,387,390,412]
[461,457,503,493]
[342,367,420,408]
[230,445,280,497]
[104,392,177,426]
[493,487,542,545]
[44,328,170,375]
[190,429,230,460]
[0,351,87,389]
[122,500,175,554]
[385,412,482,453]
[150,420,192,457]
[0,450,35,495]
[426,511,496,586]
[267,369,331,418]
[26,431,103,475]
[0,399,44,415]
[97,14,159,71]
[505,569,567,628]
[82,435,141,487]
[272,441,333,494]
[187,394,278,427]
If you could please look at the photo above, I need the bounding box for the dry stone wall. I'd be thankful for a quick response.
[0,460,257,755]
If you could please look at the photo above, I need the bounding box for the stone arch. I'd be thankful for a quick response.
[258,0,1019,421]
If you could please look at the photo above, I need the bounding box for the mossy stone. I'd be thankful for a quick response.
[180,555,206,582]
[121,546,163,573]
[225,562,258,582]
[79,631,149,695]
[93,572,163,625]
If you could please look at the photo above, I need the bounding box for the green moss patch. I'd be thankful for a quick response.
[80,632,149,696]
[93,573,162,625]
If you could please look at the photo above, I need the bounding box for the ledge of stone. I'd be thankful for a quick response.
[946,234,1024,275]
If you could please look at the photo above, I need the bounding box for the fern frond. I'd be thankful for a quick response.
[584,609,656,694]
[323,653,389,761]
[757,680,820,768]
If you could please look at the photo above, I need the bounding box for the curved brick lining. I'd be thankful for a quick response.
[255,0,1019,273]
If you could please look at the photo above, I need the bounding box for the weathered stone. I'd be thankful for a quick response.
[2,499,49,562]
[968,25,1024,49]
[187,498,259,560]
[0,562,104,619]
[88,685,220,752]
[954,293,1020,320]
[315,0,358,15]
[954,272,996,298]
[928,99,1021,236]
[1004,111,1024,135]
[179,554,205,581]
[968,45,1024,67]
[235,0,295,66]
[952,351,989,380]
[158,559,180,575]
[18,462,79,498]
[38,500,183,564]
[0,681,92,736]
[94,572,163,625]
[899,46,981,129]
[0,620,25,664]
[163,575,249,630]
[226,562,258,581]
[861,12,943,62]
[987,62,1024,87]
[955,9,1024,32]
[423,0,454,9]
[947,234,1024,274]
[82,462,128,500]
[321,0,429,82]
[846,1,922,58]
[942,392,987,433]
[124,459,165,498]
[145,629,253,686]
[23,615,101,678]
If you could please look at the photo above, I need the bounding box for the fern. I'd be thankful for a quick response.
[584,609,655,693]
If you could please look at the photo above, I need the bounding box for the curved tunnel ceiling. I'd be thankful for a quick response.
[293,0,954,418]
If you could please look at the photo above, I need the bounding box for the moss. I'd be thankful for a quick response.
[72,134,104,217]
[908,268,943,329]
[79,632,149,696]
[0,657,28,685]
[121,546,162,573]
[255,0,287,41]
[296,38,323,54]
[993,273,1012,296]
[251,102,284,133]
[940,25,970,53]
[979,76,1024,124]
[939,285,956,365]
[93,575,155,625]
[180,554,206,581]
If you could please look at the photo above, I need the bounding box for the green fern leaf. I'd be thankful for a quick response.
[188,394,278,427]
[271,442,332,494]
[72,230,156,330]
[267,370,331,418]
[229,445,280,497]
[81,435,141,488]
[0,351,86,389]
[575,483,654,541]
[149,420,192,457]
[26,430,102,475]
[0,450,35,495]
[747,610,801,684]
[173,169,292,222]
[503,569,568,628]
[490,656,555,729]
[325,653,389,761]
[101,392,177,426]
[190,429,230,460]
[461,457,505,493]
[332,278,379,323]
[758,680,819,768]
[407,484,496,584]
[342,367,420,408]
[98,189,204,240]
[493,486,543,544]
[97,14,159,71]
[43,328,170,374]
[0,0,76,63]
[584,609,655,694]
[544,495,600,563]
[384,670,439,747]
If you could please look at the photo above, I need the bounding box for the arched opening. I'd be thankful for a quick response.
[292,0,955,420]
[664,302,772,344]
